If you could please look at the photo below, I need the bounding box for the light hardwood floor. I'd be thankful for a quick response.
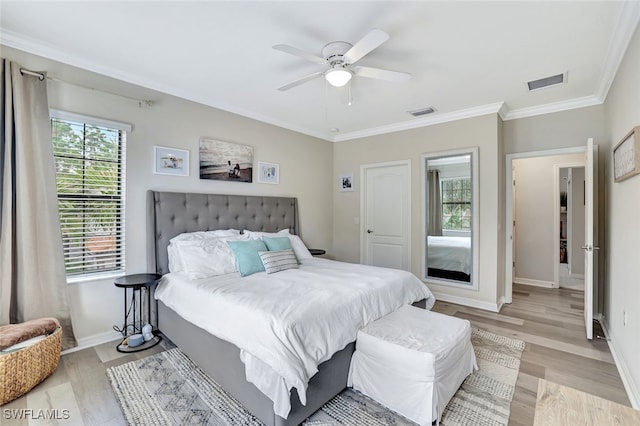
[2,283,631,425]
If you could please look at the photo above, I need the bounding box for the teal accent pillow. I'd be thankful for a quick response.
[227,239,268,276]
[262,236,302,264]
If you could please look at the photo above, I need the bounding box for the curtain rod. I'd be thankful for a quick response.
[20,68,45,81]
[19,67,154,108]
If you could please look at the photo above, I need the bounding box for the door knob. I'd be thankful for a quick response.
[367,229,374,234]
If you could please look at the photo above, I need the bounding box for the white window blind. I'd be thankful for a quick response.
[51,114,126,278]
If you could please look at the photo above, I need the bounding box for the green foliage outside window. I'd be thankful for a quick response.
[52,118,124,276]
[441,178,471,230]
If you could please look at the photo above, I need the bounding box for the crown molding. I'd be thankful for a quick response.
[503,95,602,121]
[333,102,505,142]
[595,1,640,102]
[0,28,334,142]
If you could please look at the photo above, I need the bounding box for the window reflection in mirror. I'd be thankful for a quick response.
[422,148,478,289]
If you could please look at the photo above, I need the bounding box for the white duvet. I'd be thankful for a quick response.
[154,257,434,419]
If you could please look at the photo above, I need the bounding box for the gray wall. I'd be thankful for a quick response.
[332,114,504,310]
[603,23,640,407]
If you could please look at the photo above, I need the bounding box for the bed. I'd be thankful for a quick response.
[147,191,434,425]
[427,235,471,282]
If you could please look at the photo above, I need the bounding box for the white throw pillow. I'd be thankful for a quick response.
[243,229,312,260]
[258,249,299,274]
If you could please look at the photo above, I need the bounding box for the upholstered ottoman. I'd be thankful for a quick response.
[347,306,477,425]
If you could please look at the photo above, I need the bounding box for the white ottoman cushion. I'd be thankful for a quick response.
[347,305,477,425]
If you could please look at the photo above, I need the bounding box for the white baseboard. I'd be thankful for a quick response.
[61,330,122,355]
[598,316,640,409]
[433,292,501,312]
[514,277,555,288]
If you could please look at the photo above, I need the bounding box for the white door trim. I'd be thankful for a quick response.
[505,146,585,303]
[360,160,411,270]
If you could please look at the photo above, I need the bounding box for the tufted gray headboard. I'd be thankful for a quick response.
[147,191,298,275]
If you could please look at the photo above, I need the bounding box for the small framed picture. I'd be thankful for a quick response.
[154,146,189,176]
[258,161,279,184]
[340,173,354,192]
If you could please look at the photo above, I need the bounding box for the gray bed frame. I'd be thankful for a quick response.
[146,190,354,426]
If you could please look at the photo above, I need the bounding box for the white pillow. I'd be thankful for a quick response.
[170,229,240,243]
[288,234,313,260]
[168,234,247,277]
[258,249,299,274]
[168,230,241,272]
[243,229,290,239]
[243,229,312,260]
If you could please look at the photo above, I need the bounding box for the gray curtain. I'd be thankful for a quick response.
[0,59,76,350]
[427,169,443,236]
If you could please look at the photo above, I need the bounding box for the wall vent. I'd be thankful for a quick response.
[408,106,436,117]
[527,73,566,91]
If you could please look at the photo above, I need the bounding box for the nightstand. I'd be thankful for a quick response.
[114,273,162,353]
[309,249,326,256]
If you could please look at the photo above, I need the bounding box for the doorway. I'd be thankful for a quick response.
[505,142,598,339]
[510,153,585,289]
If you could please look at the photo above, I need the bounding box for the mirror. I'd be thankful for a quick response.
[422,148,478,289]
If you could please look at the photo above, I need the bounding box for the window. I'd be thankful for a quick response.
[441,177,471,230]
[51,112,127,279]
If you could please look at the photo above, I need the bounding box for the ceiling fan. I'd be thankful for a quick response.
[273,29,411,91]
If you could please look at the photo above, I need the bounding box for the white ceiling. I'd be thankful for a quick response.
[1,1,639,142]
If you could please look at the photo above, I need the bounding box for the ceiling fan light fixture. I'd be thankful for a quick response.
[325,67,352,87]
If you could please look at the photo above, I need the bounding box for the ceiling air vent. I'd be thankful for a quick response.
[409,106,436,117]
[527,72,566,91]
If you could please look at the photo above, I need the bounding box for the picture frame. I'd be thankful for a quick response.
[153,146,189,176]
[257,161,279,184]
[340,173,354,192]
[199,138,253,183]
[613,126,640,183]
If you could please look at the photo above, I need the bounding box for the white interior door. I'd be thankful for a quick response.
[583,138,598,340]
[361,161,410,270]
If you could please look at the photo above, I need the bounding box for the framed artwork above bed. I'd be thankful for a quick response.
[199,138,253,183]
[153,146,189,176]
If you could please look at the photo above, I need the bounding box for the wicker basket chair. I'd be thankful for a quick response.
[0,325,62,405]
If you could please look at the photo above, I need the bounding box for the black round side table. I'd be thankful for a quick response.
[114,273,162,353]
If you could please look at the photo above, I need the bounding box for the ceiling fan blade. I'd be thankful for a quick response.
[273,44,327,64]
[277,72,324,91]
[354,66,411,82]
[343,29,390,64]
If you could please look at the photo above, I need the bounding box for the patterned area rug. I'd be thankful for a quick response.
[107,328,524,426]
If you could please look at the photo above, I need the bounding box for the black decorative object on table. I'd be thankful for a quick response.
[308,249,326,256]
[113,273,162,353]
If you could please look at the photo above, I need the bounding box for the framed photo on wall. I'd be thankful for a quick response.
[258,161,279,184]
[153,146,189,176]
[613,126,640,183]
[199,138,253,182]
[340,173,354,192]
